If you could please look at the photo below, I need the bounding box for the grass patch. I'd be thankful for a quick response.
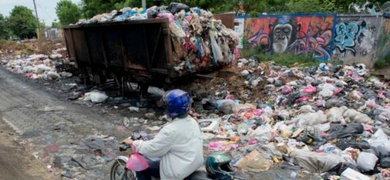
[239,48,323,67]
[374,53,390,69]
[261,53,320,67]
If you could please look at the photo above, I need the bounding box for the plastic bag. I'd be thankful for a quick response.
[156,12,174,22]
[147,6,159,18]
[249,123,273,141]
[90,91,108,103]
[335,139,370,150]
[83,91,109,103]
[328,123,364,139]
[370,140,390,158]
[365,98,379,108]
[319,83,335,97]
[325,98,347,108]
[343,109,374,124]
[381,157,390,168]
[290,149,341,173]
[378,110,390,121]
[290,111,327,128]
[209,28,223,63]
[299,105,315,113]
[327,106,347,123]
[281,85,292,95]
[126,146,149,171]
[302,85,317,94]
[215,99,237,114]
[166,2,190,14]
[234,150,272,172]
[169,22,185,38]
[356,152,378,171]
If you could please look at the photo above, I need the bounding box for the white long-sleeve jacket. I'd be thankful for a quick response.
[133,116,204,180]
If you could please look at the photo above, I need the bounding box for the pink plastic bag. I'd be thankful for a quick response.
[253,109,264,116]
[302,85,317,94]
[208,141,223,151]
[126,146,149,171]
[156,12,174,22]
[295,96,309,103]
[333,88,343,95]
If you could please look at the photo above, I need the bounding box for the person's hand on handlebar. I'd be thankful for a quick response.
[122,138,134,145]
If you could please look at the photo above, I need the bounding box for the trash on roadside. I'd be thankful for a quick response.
[233,149,272,172]
[83,91,109,103]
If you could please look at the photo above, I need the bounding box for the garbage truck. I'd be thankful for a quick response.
[63,14,236,94]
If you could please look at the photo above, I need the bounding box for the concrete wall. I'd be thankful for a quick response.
[234,13,388,66]
[332,15,382,66]
[377,14,390,60]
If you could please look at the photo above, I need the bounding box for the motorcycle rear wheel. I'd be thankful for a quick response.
[110,159,137,180]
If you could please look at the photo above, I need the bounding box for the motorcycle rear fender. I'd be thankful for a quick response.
[115,155,129,163]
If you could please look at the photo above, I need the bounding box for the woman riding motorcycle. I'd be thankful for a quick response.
[122,89,204,180]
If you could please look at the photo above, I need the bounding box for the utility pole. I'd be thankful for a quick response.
[32,0,40,39]
[142,0,146,10]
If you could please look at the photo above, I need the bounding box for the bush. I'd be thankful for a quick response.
[374,54,390,69]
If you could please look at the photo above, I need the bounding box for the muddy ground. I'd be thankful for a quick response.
[0,120,56,180]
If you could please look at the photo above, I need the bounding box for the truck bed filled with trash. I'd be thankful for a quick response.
[64,2,239,78]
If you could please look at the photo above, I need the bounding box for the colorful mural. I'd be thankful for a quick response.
[333,16,380,61]
[244,14,336,61]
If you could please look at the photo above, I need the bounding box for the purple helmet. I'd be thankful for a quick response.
[163,89,191,118]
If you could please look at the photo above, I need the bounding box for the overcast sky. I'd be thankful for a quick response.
[0,0,81,26]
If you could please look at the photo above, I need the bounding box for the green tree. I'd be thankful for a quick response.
[56,0,82,25]
[81,0,123,18]
[8,6,37,39]
[52,19,61,28]
[80,0,390,18]
[0,14,11,39]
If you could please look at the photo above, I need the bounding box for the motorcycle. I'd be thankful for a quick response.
[110,117,243,180]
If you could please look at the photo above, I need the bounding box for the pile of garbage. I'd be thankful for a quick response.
[184,60,390,179]
[75,2,240,74]
[0,48,74,80]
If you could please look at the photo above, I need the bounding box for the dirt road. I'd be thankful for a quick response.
[0,121,55,180]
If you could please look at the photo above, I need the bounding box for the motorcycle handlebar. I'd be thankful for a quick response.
[119,143,130,151]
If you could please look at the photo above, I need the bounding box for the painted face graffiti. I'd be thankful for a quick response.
[272,23,293,53]
[269,16,299,54]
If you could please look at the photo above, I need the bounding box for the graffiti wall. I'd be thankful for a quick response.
[244,14,336,61]
[332,15,382,64]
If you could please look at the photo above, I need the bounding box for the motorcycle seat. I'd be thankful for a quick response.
[184,171,213,180]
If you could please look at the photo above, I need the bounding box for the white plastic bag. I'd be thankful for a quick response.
[356,152,378,171]
[84,91,109,103]
[290,111,327,128]
[369,129,390,157]
[343,109,374,124]
[249,123,273,141]
[327,106,347,123]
